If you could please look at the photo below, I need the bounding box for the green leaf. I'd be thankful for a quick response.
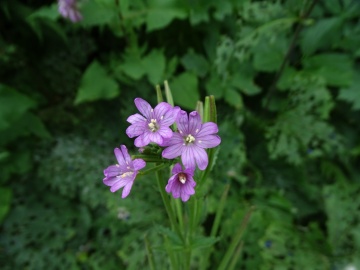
[146,0,187,31]
[75,60,120,105]
[252,36,287,72]
[80,0,116,27]
[171,72,199,109]
[205,74,225,99]
[300,17,343,55]
[224,88,243,109]
[28,3,59,20]
[0,85,36,131]
[231,68,261,96]
[191,236,219,249]
[142,49,166,84]
[0,187,12,224]
[303,53,353,87]
[338,72,360,110]
[181,49,209,77]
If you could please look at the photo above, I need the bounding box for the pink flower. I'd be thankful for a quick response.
[162,110,221,170]
[103,145,146,198]
[165,163,196,202]
[58,0,82,22]
[126,98,180,148]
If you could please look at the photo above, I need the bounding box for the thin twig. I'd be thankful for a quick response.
[264,0,319,109]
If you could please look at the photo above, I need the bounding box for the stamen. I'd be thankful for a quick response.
[185,134,195,144]
[121,172,134,178]
[148,119,158,132]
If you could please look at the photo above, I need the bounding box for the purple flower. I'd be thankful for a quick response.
[165,163,196,202]
[126,98,180,148]
[58,0,82,22]
[162,110,221,170]
[103,145,146,198]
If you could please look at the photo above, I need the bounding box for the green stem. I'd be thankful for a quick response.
[211,183,230,237]
[131,154,167,163]
[217,206,254,270]
[228,241,244,270]
[164,235,178,270]
[156,169,184,242]
[174,199,184,233]
[264,0,319,108]
[139,163,170,176]
[200,183,230,270]
[145,234,156,270]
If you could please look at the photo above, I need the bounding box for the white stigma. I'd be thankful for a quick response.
[179,174,187,184]
[185,134,195,144]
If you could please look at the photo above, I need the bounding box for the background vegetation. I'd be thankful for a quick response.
[1,0,360,269]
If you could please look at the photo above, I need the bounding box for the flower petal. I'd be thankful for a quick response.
[161,106,181,126]
[188,111,202,134]
[134,98,152,119]
[154,102,172,120]
[184,167,195,176]
[195,135,221,148]
[121,181,134,198]
[181,193,190,202]
[162,142,184,159]
[157,126,173,139]
[172,163,183,174]
[149,132,164,145]
[133,159,146,171]
[109,177,131,192]
[176,110,189,134]
[126,123,146,138]
[197,122,219,137]
[103,165,123,178]
[134,132,151,147]
[114,148,126,166]
[183,182,195,195]
[165,175,177,193]
[127,113,146,124]
[181,147,196,170]
[171,181,181,198]
[193,146,208,170]
[120,145,132,164]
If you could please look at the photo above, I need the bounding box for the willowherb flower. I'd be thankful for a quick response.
[162,110,221,170]
[58,0,83,22]
[126,98,180,148]
[165,163,196,202]
[103,145,146,198]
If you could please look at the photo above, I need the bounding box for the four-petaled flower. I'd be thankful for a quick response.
[58,0,83,22]
[162,110,221,170]
[103,145,146,198]
[165,163,196,202]
[126,98,180,148]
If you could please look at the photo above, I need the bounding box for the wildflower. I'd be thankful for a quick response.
[103,145,146,198]
[165,163,196,202]
[58,0,82,22]
[162,110,221,170]
[126,98,180,148]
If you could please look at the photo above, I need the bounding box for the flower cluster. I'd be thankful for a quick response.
[58,0,82,22]
[103,98,221,201]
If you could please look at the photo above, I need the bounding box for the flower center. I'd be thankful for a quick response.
[119,172,134,178]
[148,119,159,132]
[185,134,195,145]
[178,173,187,184]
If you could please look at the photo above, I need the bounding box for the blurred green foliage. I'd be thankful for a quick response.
[1,0,360,269]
